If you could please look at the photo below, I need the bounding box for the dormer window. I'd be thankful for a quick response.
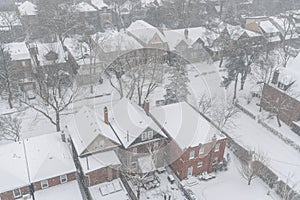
[141,130,154,141]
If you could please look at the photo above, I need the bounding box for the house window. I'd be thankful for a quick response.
[21,61,27,67]
[154,142,159,149]
[189,151,195,160]
[132,148,137,154]
[60,175,68,184]
[197,161,203,168]
[148,130,153,139]
[199,147,205,156]
[213,157,218,165]
[131,162,137,170]
[41,180,49,189]
[141,132,147,141]
[215,143,220,152]
[13,188,21,198]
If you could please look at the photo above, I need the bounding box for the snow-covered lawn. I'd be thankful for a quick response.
[34,181,83,200]
[182,149,280,200]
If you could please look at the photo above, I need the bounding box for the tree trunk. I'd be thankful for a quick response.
[219,56,224,68]
[248,178,251,185]
[233,74,238,103]
[276,114,282,127]
[7,85,13,109]
[56,111,60,132]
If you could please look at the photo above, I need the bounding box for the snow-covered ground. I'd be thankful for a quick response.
[182,149,281,200]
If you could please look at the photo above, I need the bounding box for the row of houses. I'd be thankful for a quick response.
[0,98,227,200]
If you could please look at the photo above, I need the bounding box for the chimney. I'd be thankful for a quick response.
[143,99,150,115]
[271,70,279,85]
[184,28,189,40]
[61,131,66,143]
[104,106,109,124]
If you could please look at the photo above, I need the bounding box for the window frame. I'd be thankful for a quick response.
[189,150,195,160]
[197,161,203,168]
[215,143,220,152]
[148,130,153,140]
[13,188,22,198]
[60,174,68,184]
[199,146,205,156]
[41,179,49,189]
[141,132,147,141]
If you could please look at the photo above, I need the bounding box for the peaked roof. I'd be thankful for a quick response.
[151,102,226,150]
[24,133,76,183]
[4,42,31,61]
[72,2,97,12]
[91,0,108,10]
[18,1,37,16]
[0,142,30,193]
[109,98,166,148]
[127,20,166,44]
[67,106,120,156]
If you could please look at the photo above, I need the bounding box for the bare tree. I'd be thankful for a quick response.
[0,45,19,109]
[21,69,77,132]
[198,93,216,115]
[0,115,21,142]
[277,174,300,200]
[238,150,269,186]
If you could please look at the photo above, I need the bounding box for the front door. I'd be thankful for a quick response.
[187,166,193,177]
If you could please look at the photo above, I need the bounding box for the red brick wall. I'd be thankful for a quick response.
[170,139,226,180]
[261,84,300,126]
[86,166,120,187]
[33,172,76,191]
[14,59,33,80]
[0,185,30,200]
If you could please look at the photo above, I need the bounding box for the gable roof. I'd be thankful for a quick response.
[259,20,280,34]
[0,142,30,193]
[91,30,143,53]
[4,42,31,61]
[67,106,120,156]
[109,98,166,148]
[72,2,97,12]
[33,42,67,66]
[127,20,166,45]
[18,1,37,16]
[151,102,226,150]
[24,133,76,183]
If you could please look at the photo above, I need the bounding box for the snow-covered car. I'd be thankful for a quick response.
[167,174,175,184]
[185,189,198,200]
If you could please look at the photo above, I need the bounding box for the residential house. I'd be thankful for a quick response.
[261,53,300,134]
[270,16,299,44]
[0,11,23,40]
[127,20,168,50]
[91,30,143,63]
[151,102,227,180]
[65,106,121,188]
[71,2,99,31]
[107,98,167,173]
[163,27,214,63]
[90,0,113,31]
[17,1,37,27]
[4,42,34,90]
[0,142,30,200]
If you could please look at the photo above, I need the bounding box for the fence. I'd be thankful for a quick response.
[235,103,256,120]
[120,174,138,200]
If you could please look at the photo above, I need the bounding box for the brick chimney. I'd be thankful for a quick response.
[104,106,109,124]
[184,28,189,40]
[61,131,66,143]
[143,100,150,115]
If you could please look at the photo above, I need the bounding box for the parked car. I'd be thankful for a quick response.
[185,189,198,200]
[167,174,175,184]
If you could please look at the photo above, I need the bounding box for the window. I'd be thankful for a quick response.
[215,143,220,152]
[199,147,205,155]
[132,148,137,154]
[213,157,218,165]
[41,180,49,189]
[148,130,153,139]
[154,142,159,149]
[189,151,195,160]
[197,161,203,168]
[13,188,21,198]
[60,175,68,184]
[141,132,147,141]
[21,61,27,67]
[131,162,137,170]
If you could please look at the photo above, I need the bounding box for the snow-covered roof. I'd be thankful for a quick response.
[89,179,129,200]
[18,1,37,16]
[127,20,167,45]
[0,142,30,193]
[72,2,97,12]
[91,0,108,10]
[0,11,22,30]
[79,150,121,174]
[34,181,83,200]
[259,20,280,34]
[34,42,67,66]
[24,132,76,183]
[164,27,219,50]
[4,42,31,61]
[67,106,120,156]
[151,102,226,150]
[109,98,166,148]
[279,53,300,88]
[220,23,260,40]
[141,0,162,7]
[91,30,143,53]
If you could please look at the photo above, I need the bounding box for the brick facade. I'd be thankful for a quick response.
[85,167,119,187]
[169,139,226,180]
[0,186,30,200]
[33,172,76,191]
[261,84,300,126]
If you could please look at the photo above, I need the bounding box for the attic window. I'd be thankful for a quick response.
[13,188,21,198]
[41,180,49,189]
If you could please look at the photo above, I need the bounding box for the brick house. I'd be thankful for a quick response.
[65,106,122,188]
[151,102,227,180]
[0,142,30,200]
[17,1,38,28]
[23,133,77,193]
